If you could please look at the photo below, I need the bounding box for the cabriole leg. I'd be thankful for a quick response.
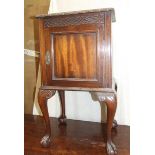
[96,92,117,155]
[38,88,56,147]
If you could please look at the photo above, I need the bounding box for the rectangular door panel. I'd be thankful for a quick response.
[52,32,97,80]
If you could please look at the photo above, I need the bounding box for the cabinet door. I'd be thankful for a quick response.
[43,23,108,88]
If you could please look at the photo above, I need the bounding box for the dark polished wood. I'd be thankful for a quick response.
[37,9,114,88]
[96,92,117,154]
[38,89,56,147]
[25,114,130,155]
[36,8,118,154]
[58,90,67,125]
[53,32,97,79]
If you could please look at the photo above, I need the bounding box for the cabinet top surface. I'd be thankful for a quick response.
[36,8,115,22]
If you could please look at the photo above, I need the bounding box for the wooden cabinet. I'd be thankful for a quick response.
[36,8,117,155]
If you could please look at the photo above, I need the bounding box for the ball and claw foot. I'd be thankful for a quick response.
[40,134,51,147]
[58,116,67,125]
[112,120,118,129]
[107,141,117,155]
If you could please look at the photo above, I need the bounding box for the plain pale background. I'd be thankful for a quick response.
[33,0,130,125]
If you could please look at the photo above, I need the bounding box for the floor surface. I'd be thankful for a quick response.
[24,114,130,155]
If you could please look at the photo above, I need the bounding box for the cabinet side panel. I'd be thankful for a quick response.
[104,12,112,88]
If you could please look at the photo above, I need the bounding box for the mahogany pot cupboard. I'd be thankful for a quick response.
[36,8,117,155]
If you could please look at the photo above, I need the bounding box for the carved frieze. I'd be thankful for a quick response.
[44,12,105,28]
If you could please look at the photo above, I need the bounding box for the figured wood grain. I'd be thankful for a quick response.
[37,10,114,88]
[53,32,97,79]
[44,23,108,88]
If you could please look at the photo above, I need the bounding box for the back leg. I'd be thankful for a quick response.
[58,90,67,125]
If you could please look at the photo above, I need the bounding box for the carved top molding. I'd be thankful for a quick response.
[36,8,115,28]
[44,12,105,28]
